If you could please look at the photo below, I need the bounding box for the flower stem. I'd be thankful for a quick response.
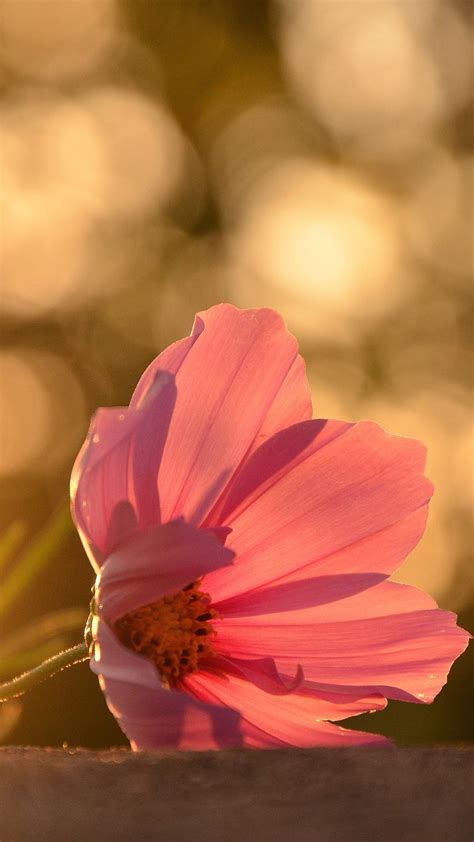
[0,642,89,702]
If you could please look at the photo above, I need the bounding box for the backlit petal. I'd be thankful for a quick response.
[98,519,234,624]
[91,619,242,750]
[204,420,432,602]
[71,372,176,566]
[72,305,311,566]
[150,304,311,525]
[214,655,304,695]
[213,581,470,703]
[185,670,388,747]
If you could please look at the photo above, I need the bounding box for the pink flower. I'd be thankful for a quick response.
[71,305,470,750]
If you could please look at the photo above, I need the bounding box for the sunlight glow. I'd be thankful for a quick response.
[279,1,470,141]
[229,159,403,341]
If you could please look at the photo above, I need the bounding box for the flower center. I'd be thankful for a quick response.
[114,581,219,685]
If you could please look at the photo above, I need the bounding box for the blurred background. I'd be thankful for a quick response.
[0,0,472,747]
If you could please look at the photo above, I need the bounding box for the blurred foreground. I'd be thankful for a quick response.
[1,747,473,842]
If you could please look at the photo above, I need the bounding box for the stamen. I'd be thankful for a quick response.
[115,581,219,685]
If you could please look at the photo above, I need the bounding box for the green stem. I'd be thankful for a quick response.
[0,642,89,702]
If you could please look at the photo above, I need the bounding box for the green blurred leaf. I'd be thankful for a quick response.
[0,505,73,617]
[0,607,86,679]
[0,637,70,679]
[0,521,27,573]
[2,607,85,658]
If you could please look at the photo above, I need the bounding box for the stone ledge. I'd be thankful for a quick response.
[0,746,473,841]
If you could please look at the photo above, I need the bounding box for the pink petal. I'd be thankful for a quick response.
[215,533,430,618]
[184,670,388,747]
[212,581,470,703]
[209,418,352,527]
[72,305,311,566]
[203,656,387,722]
[214,655,305,695]
[296,682,388,721]
[148,304,311,525]
[240,348,312,457]
[71,407,135,568]
[130,333,202,411]
[91,619,242,750]
[131,302,312,443]
[71,372,176,567]
[204,420,432,602]
[97,519,234,624]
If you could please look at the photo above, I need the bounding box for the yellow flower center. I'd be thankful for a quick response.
[114,581,219,685]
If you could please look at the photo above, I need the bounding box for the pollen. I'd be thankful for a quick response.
[114,581,219,685]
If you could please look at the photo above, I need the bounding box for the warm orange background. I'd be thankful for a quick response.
[1,0,472,746]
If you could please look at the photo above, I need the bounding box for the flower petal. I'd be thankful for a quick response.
[212,581,470,703]
[71,372,177,567]
[147,304,311,525]
[204,420,432,602]
[71,305,311,566]
[184,670,388,747]
[216,573,388,618]
[131,302,312,446]
[297,682,388,721]
[214,524,430,617]
[209,418,352,526]
[98,519,234,624]
[130,333,202,410]
[214,655,305,695]
[91,619,242,750]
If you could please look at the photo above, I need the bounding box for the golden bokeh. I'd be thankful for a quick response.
[0,350,87,478]
[227,158,405,341]
[279,1,470,140]
[0,0,117,81]
[0,351,51,475]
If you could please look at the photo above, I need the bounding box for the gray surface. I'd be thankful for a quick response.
[0,746,473,841]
